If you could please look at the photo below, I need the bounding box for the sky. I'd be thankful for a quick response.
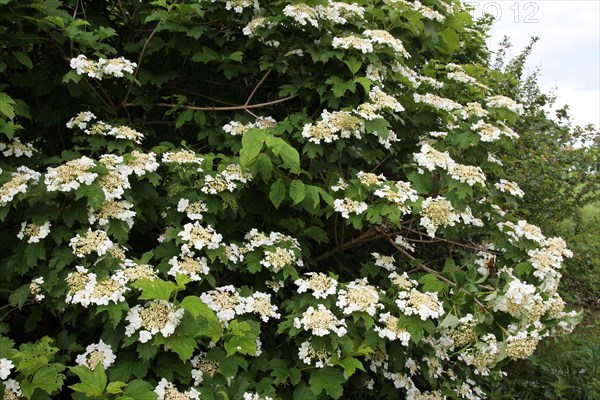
[466,0,600,128]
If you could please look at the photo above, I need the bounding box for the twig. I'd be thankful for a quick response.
[314,227,379,264]
[374,226,488,310]
[245,69,271,106]
[123,94,298,112]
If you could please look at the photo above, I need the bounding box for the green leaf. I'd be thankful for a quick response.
[269,179,286,209]
[309,366,345,399]
[252,153,273,183]
[180,296,222,342]
[240,128,266,167]
[396,315,425,344]
[167,335,197,361]
[289,179,306,205]
[69,365,106,397]
[344,57,362,75]
[224,320,260,356]
[441,28,459,51]
[107,381,127,395]
[9,284,30,309]
[270,358,301,385]
[293,382,315,400]
[330,356,364,377]
[12,51,33,69]
[130,279,178,301]
[175,109,194,129]
[0,92,16,120]
[21,363,66,397]
[418,274,449,293]
[13,337,59,377]
[122,380,157,400]
[191,47,220,63]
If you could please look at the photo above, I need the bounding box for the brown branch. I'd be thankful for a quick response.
[313,227,379,264]
[123,94,298,112]
[245,69,271,106]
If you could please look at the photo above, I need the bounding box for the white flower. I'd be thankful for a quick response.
[293,304,347,337]
[0,138,35,157]
[178,222,223,252]
[155,378,200,400]
[75,340,116,370]
[336,278,382,316]
[0,358,14,380]
[17,221,51,243]
[125,300,184,342]
[294,272,338,299]
[420,196,460,237]
[374,313,411,344]
[333,198,368,219]
[200,286,251,326]
[372,252,396,271]
[396,288,445,320]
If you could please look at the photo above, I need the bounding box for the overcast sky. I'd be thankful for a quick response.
[467,0,600,128]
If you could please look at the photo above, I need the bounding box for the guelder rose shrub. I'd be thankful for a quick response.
[0,0,581,399]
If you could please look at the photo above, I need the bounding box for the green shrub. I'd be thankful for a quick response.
[0,1,584,399]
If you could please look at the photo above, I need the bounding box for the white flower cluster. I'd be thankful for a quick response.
[457,333,500,376]
[200,286,280,325]
[242,17,276,37]
[336,278,383,316]
[178,222,223,254]
[45,156,97,192]
[372,252,396,271]
[283,2,364,28]
[333,198,368,219]
[302,109,365,144]
[294,304,348,337]
[88,200,136,228]
[0,138,35,158]
[414,92,462,112]
[364,30,410,58]
[494,179,524,198]
[396,287,445,320]
[70,55,136,80]
[177,198,207,220]
[294,272,339,299]
[29,277,45,302]
[17,221,51,243]
[66,265,128,307]
[498,219,546,245]
[75,340,116,370]
[66,112,145,144]
[0,166,41,206]
[125,300,185,343]
[472,120,518,142]
[190,352,219,385]
[420,196,460,237]
[162,149,203,165]
[2,379,21,400]
[155,378,200,400]
[374,312,411,345]
[462,102,489,119]
[369,86,405,112]
[69,229,114,258]
[413,143,455,172]
[298,340,339,368]
[224,0,257,13]
[223,116,276,136]
[448,163,486,186]
[201,164,252,194]
[243,392,274,400]
[373,180,418,214]
[168,255,209,281]
[489,277,542,319]
[0,358,14,380]
[486,95,523,114]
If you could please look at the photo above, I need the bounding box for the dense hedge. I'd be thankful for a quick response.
[0,1,581,399]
